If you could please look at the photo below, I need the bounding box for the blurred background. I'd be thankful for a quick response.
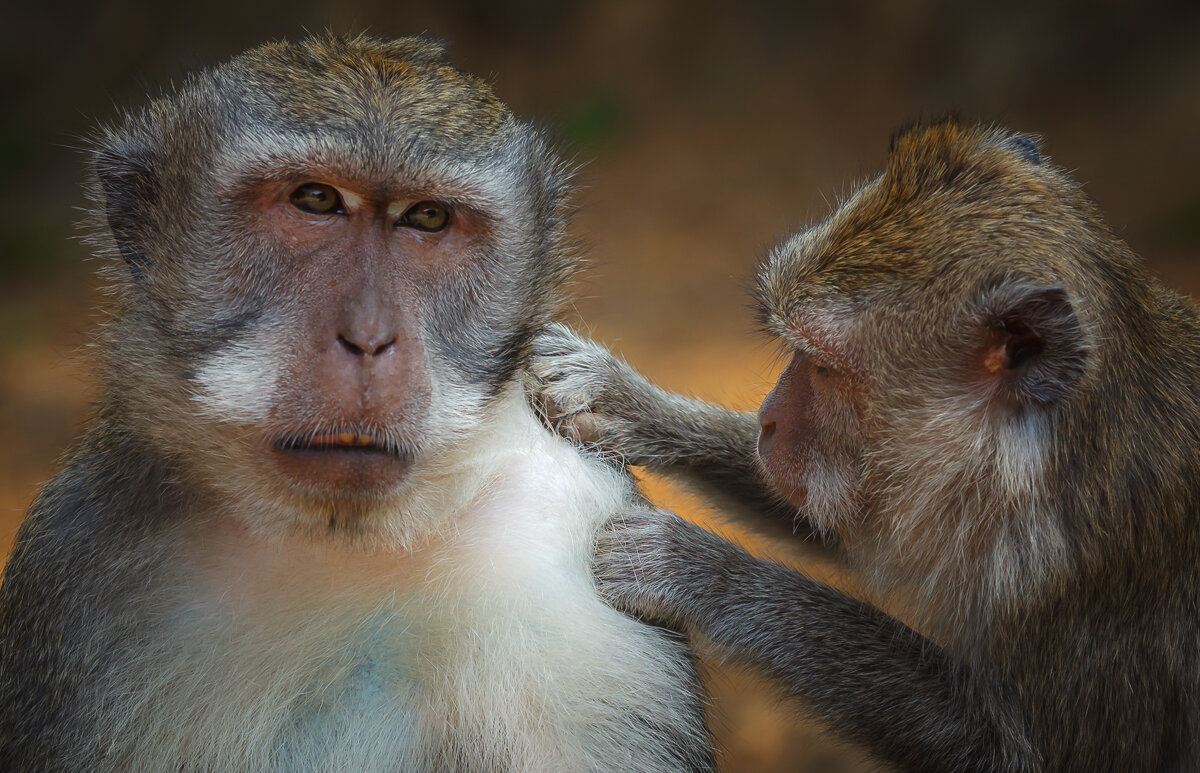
[4,1,1199,769]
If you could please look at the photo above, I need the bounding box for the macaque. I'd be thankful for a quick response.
[532,121,1200,770]
[0,35,714,772]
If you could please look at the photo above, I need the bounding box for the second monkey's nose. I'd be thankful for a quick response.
[337,332,396,357]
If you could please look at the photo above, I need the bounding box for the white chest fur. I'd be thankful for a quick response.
[93,396,706,772]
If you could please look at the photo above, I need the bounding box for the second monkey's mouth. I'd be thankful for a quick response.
[273,431,407,458]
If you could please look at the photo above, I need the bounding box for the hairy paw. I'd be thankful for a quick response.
[528,323,659,454]
[592,508,710,628]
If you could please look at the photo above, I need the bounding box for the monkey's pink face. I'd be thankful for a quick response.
[757,352,816,500]
[756,345,866,530]
[192,174,493,502]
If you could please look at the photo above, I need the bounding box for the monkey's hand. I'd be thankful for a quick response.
[528,324,677,465]
[529,325,813,542]
[594,508,742,634]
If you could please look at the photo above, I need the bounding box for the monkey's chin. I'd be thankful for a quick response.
[769,477,808,511]
[758,452,808,510]
[269,446,413,496]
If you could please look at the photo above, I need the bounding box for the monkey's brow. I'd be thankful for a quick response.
[772,316,858,369]
[228,154,488,197]
[764,323,824,355]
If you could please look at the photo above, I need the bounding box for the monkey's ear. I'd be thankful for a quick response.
[94,134,158,280]
[1002,133,1043,165]
[976,284,1086,405]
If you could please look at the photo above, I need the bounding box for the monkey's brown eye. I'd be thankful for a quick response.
[400,201,451,232]
[290,183,343,214]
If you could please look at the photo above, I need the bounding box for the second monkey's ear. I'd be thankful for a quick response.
[975,283,1086,406]
[1002,133,1043,165]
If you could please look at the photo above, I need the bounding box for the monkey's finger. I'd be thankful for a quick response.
[564,412,602,445]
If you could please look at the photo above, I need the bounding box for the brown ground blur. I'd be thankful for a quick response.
[3,2,1199,770]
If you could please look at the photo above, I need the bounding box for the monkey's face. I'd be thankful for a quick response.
[175,163,546,539]
[228,180,464,496]
[754,308,868,536]
[92,37,573,541]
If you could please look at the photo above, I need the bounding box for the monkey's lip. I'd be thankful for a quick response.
[270,430,413,493]
[272,431,406,457]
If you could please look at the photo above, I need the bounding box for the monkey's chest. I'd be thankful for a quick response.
[190,568,689,772]
[266,619,419,770]
[137,494,698,769]
[118,427,704,772]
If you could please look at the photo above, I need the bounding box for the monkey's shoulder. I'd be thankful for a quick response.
[6,422,171,583]
[0,427,177,764]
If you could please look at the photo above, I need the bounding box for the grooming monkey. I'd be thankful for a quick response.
[533,120,1200,771]
[0,36,715,772]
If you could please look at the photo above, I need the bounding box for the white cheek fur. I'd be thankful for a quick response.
[857,394,1067,645]
[191,336,284,423]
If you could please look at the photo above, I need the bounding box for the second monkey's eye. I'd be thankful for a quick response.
[399,201,451,232]
[290,183,343,214]
[810,357,834,378]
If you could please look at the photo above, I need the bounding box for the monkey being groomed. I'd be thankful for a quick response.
[0,36,714,772]
[532,120,1200,771]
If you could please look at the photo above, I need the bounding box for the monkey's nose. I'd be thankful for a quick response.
[336,332,396,357]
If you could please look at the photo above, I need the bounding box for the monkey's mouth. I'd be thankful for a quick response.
[273,431,407,458]
[270,429,414,494]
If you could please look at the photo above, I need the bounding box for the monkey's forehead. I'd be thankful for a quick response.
[198,36,513,153]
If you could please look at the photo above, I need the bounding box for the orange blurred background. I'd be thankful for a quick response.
[3,2,1199,770]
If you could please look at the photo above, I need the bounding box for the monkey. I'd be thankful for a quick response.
[0,35,716,772]
[530,119,1200,771]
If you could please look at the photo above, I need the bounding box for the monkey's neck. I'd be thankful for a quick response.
[185,384,631,609]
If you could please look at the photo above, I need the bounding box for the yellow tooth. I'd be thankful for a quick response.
[356,435,373,446]
[337,433,355,445]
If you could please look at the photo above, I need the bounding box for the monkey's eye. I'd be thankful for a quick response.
[290,183,344,214]
[399,201,451,232]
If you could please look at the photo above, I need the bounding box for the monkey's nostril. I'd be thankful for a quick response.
[337,334,366,357]
[760,420,777,437]
[337,334,396,358]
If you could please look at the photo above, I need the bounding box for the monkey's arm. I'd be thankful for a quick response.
[531,325,827,546]
[596,509,1036,773]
